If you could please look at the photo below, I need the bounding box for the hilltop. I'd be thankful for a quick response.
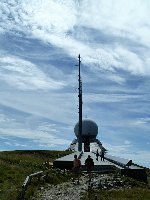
[0,150,149,200]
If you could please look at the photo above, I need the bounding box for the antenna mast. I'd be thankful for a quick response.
[78,54,82,151]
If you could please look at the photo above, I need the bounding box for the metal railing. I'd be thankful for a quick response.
[17,171,45,200]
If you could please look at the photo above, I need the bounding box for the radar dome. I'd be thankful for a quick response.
[74,119,98,140]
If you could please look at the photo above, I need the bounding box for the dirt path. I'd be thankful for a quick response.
[34,174,94,200]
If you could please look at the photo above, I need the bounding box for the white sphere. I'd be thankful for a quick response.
[74,119,98,138]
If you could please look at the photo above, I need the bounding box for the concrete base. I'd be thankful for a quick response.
[121,167,148,183]
[53,152,115,172]
[53,151,148,183]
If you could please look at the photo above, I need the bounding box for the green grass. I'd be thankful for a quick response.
[0,151,149,200]
[82,188,150,200]
[81,170,150,200]
[0,150,72,200]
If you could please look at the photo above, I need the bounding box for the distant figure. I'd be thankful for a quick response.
[72,154,81,184]
[101,149,105,161]
[96,149,99,161]
[85,155,94,181]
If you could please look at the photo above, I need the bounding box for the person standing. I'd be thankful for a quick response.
[101,149,105,161]
[96,149,99,161]
[72,154,81,184]
[85,155,94,182]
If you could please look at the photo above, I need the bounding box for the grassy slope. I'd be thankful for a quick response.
[0,150,71,200]
[0,150,150,200]
[82,188,150,200]
[82,168,150,200]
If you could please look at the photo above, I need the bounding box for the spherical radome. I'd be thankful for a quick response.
[74,119,98,138]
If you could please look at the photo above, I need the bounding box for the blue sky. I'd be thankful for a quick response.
[0,0,150,168]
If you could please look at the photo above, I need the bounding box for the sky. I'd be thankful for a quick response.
[0,0,150,168]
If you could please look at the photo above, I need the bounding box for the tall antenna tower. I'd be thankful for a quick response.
[77,54,82,151]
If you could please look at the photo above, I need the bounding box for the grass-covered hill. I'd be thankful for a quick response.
[0,150,72,200]
[0,150,150,200]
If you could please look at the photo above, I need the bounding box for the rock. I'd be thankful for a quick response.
[34,173,127,200]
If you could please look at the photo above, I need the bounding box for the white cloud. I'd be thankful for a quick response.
[0,0,150,76]
[80,0,150,46]
[0,112,73,149]
[104,142,132,155]
[0,55,65,90]
[37,123,58,133]
[0,127,71,147]
[107,74,125,85]
[4,141,11,146]
[21,0,77,33]
[84,93,141,103]
[104,142,150,167]
[0,0,77,36]
[14,143,27,147]
[0,113,16,123]
[124,140,131,145]
[124,151,150,168]
[133,118,150,125]
[0,91,77,124]
[113,47,150,75]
